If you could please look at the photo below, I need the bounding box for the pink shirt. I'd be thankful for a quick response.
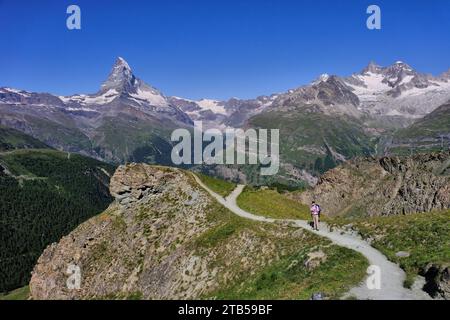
[310,204,320,215]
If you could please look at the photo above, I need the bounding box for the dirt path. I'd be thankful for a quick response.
[193,175,431,300]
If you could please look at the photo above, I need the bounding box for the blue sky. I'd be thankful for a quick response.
[1,0,449,100]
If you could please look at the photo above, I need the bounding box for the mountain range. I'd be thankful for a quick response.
[1,57,450,186]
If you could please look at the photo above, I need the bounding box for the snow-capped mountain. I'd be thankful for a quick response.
[266,75,362,118]
[179,61,450,128]
[0,57,192,163]
[344,61,450,118]
[0,87,65,107]
[59,57,185,116]
[168,97,228,128]
[3,58,449,128]
[168,95,277,128]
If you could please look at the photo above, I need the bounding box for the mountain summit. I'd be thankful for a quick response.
[361,61,383,74]
[99,57,166,104]
[100,57,137,93]
[59,57,177,111]
[344,61,450,118]
[358,60,417,84]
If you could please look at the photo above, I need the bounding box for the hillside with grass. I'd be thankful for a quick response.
[248,109,376,175]
[0,149,115,293]
[0,126,49,151]
[236,181,449,299]
[237,186,311,220]
[196,173,236,197]
[0,286,29,300]
[29,164,368,300]
[228,155,449,299]
[395,101,450,139]
[390,101,450,155]
[328,210,450,299]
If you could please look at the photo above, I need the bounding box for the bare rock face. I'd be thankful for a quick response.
[29,164,316,300]
[30,164,212,299]
[297,152,450,217]
[438,267,450,299]
[421,264,450,299]
[109,164,178,206]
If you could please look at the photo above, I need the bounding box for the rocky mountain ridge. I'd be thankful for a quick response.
[297,151,450,217]
[343,61,450,119]
[3,59,449,132]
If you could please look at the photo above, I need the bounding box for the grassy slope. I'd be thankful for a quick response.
[196,172,237,197]
[329,210,450,287]
[237,187,311,220]
[395,102,450,139]
[249,110,376,173]
[213,245,367,300]
[391,102,450,155]
[0,149,115,293]
[192,176,367,299]
[234,178,449,290]
[194,194,368,299]
[92,115,175,164]
[223,163,310,190]
[21,115,93,151]
[0,126,50,151]
[0,286,29,300]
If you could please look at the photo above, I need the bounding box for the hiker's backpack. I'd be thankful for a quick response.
[316,204,321,215]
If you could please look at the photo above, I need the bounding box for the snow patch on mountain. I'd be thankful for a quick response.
[343,62,450,118]
[129,88,169,107]
[196,99,227,115]
[60,89,119,105]
[311,73,330,85]
[1,87,31,97]
[348,72,391,101]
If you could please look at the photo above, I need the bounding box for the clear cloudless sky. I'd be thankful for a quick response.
[1,0,449,100]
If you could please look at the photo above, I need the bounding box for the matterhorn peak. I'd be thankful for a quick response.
[115,57,131,70]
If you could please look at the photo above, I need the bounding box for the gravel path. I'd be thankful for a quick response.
[193,175,431,300]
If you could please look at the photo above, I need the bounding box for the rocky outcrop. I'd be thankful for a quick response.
[421,264,450,300]
[297,152,450,217]
[30,164,213,299]
[29,164,321,300]
[304,250,327,271]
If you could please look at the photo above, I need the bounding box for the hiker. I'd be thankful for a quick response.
[310,201,321,231]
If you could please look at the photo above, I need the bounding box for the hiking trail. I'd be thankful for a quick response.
[193,174,431,300]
